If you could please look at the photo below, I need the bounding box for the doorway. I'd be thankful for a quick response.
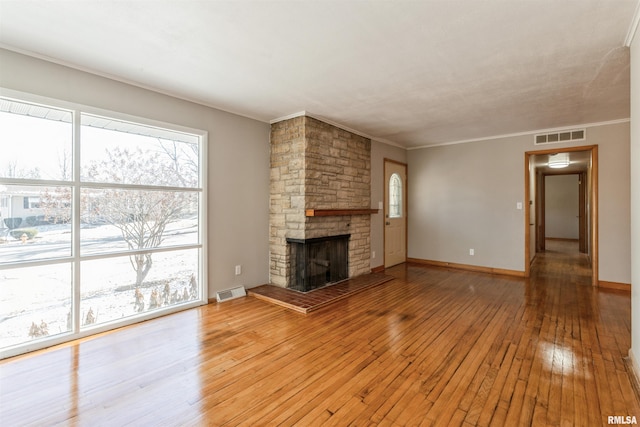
[384,159,407,268]
[524,145,598,286]
[537,172,588,254]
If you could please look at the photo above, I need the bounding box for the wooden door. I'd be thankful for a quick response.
[537,171,546,252]
[384,160,407,268]
[579,172,588,253]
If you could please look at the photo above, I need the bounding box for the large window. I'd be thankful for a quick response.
[0,94,207,358]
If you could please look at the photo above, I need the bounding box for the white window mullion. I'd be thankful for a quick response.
[0,91,207,359]
[72,109,82,335]
[199,133,208,302]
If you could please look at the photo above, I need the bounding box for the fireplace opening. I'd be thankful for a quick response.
[287,234,349,292]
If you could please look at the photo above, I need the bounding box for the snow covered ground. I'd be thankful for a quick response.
[0,219,200,349]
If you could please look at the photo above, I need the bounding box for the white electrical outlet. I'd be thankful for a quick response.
[469,249,475,256]
[235,265,242,275]
[372,251,376,259]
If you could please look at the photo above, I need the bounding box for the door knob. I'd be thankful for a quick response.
[386,221,390,225]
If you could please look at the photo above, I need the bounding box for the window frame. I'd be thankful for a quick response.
[388,172,403,219]
[0,89,208,359]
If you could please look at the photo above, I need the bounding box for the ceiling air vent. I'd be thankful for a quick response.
[535,129,585,145]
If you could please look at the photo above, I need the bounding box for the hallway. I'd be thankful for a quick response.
[531,239,592,284]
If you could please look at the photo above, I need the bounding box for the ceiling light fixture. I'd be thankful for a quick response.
[548,152,570,169]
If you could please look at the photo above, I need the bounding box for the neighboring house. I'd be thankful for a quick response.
[0,186,67,228]
[0,188,43,228]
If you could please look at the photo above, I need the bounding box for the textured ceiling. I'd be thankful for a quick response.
[0,0,637,148]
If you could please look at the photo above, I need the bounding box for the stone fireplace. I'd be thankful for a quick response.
[270,115,373,289]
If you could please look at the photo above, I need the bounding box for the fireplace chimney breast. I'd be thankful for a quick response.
[270,116,371,288]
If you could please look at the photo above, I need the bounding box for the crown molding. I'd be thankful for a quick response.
[305,113,405,148]
[0,44,270,125]
[5,43,632,153]
[625,0,640,46]
[269,111,307,124]
[407,118,631,150]
[269,111,405,149]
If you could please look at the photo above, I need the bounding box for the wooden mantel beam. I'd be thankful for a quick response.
[305,208,379,217]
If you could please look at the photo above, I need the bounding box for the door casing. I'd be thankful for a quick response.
[384,159,408,268]
[524,145,598,286]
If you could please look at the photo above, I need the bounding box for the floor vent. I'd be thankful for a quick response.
[535,129,585,145]
[216,286,246,303]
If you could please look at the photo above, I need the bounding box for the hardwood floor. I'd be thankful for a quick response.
[1,240,637,426]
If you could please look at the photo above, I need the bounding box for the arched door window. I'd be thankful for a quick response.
[389,173,403,218]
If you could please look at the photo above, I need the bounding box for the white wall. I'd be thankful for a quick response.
[407,121,631,283]
[629,28,640,378]
[545,174,579,239]
[370,140,407,269]
[594,122,632,283]
[0,49,271,294]
[407,136,525,271]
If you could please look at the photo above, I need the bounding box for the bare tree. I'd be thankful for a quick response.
[83,145,196,287]
[156,139,198,187]
[40,149,73,224]
[40,187,71,224]
[57,148,72,181]
[5,160,41,179]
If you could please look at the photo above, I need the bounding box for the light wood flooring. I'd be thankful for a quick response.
[1,240,637,426]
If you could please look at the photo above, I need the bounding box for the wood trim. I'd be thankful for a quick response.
[383,158,408,167]
[305,208,379,217]
[591,145,599,287]
[546,237,579,242]
[524,144,599,286]
[524,144,600,156]
[524,154,531,277]
[371,265,385,274]
[579,171,587,253]
[538,170,545,252]
[407,258,525,278]
[598,281,631,292]
[383,158,408,268]
[541,170,586,177]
